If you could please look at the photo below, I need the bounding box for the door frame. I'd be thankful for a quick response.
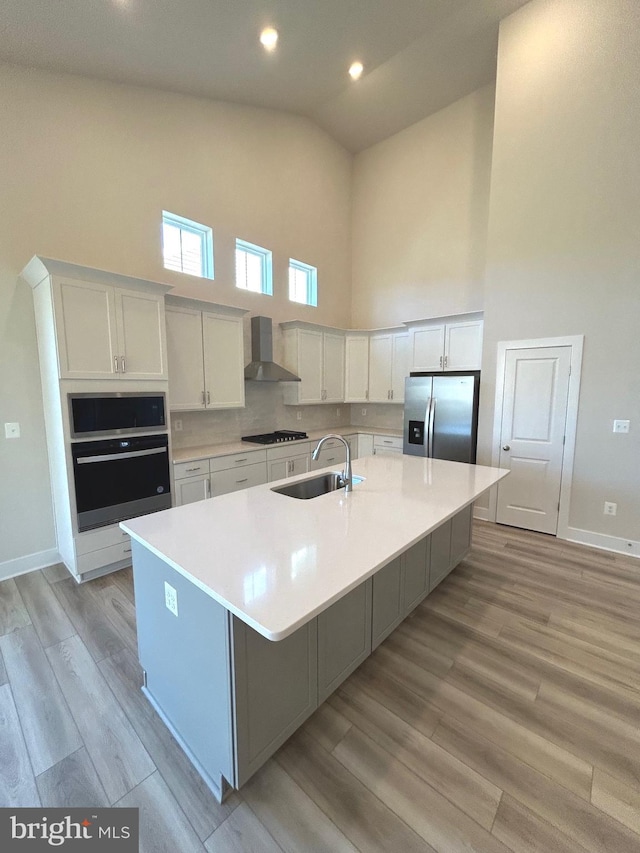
[489,335,584,539]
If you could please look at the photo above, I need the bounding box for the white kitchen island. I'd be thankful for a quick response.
[121,454,508,801]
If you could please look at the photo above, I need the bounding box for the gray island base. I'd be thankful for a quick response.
[131,503,474,802]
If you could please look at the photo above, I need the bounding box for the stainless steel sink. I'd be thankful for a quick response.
[271,472,363,500]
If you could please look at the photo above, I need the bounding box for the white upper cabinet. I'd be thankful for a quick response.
[281,323,345,405]
[368,330,410,403]
[21,257,171,382]
[344,334,369,403]
[409,316,483,372]
[53,277,168,380]
[166,300,247,411]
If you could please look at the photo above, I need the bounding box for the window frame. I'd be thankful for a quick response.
[162,210,214,280]
[288,258,318,307]
[235,238,273,296]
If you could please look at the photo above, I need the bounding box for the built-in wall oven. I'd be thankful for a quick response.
[68,393,171,532]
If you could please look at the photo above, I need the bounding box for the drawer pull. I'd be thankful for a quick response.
[383,440,393,444]
[234,458,248,463]
[236,478,248,484]
[185,466,202,473]
[123,547,132,553]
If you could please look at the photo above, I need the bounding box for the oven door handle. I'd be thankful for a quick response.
[76,447,168,464]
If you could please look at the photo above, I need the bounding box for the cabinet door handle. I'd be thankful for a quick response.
[206,479,211,497]
[114,356,120,373]
[207,390,211,405]
[391,389,394,400]
[365,390,369,400]
[121,355,126,373]
[444,355,448,368]
[439,355,443,368]
[202,391,206,405]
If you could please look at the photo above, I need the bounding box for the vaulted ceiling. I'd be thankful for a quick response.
[0,0,532,151]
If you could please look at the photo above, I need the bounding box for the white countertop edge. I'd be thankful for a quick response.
[171,425,402,464]
[122,483,495,643]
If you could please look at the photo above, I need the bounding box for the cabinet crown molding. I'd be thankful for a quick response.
[165,294,247,317]
[20,256,173,295]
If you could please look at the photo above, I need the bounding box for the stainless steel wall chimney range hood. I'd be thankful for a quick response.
[244,316,301,382]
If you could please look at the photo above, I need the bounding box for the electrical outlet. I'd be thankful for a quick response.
[164,581,178,616]
[613,419,630,433]
[603,501,617,516]
[4,422,20,439]
[173,419,183,432]
[296,411,302,420]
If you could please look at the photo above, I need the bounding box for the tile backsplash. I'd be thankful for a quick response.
[170,383,403,449]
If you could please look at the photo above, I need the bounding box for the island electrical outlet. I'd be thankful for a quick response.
[164,581,178,616]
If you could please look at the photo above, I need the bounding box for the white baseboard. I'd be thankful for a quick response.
[0,548,60,582]
[565,527,640,560]
[473,506,490,521]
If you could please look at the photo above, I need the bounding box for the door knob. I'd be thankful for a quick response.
[502,445,511,451]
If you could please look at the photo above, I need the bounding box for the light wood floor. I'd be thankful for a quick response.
[1,522,640,852]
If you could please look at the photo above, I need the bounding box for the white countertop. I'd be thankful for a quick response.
[171,425,401,464]
[122,455,508,641]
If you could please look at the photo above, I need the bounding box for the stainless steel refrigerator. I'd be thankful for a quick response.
[403,371,480,463]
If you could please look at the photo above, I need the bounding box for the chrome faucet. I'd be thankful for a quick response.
[312,434,353,493]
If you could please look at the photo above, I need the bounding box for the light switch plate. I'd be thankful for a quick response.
[613,419,630,433]
[4,422,20,439]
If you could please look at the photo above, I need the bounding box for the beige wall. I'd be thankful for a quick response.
[350,85,495,327]
[0,63,352,566]
[479,0,640,541]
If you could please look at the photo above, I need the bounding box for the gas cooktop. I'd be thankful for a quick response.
[241,430,309,445]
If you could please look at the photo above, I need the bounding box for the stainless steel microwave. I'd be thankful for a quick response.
[68,392,167,438]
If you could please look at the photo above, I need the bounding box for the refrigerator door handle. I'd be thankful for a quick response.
[427,397,436,457]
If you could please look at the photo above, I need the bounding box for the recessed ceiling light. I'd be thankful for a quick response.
[349,62,364,81]
[260,27,278,51]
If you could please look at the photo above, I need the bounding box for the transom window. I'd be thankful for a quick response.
[162,211,213,279]
[235,239,272,295]
[289,259,317,306]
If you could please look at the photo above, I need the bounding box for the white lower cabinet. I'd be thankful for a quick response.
[357,434,374,457]
[175,474,211,506]
[373,434,403,455]
[173,450,267,505]
[211,462,268,497]
[266,442,311,482]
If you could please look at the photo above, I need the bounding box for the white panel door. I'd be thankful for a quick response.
[445,321,483,371]
[203,313,245,409]
[344,336,369,402]
[368,334,392,402]
[411,325,445,371]
[54,279,118,378]
[496,346,571,534]
[391,332,410,402]
[166,307,206,410]
[117,290,167,379]
[322,333,345,402]
[298,330,323,404]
